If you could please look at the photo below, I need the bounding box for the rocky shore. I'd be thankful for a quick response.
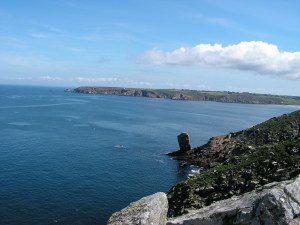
[107,110,300,225]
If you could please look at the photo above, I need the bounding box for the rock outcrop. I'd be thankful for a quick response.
[107,111,300,225]
[108,176,300,225]
[178,133,191,152]
[167,175,300,225]
[107,192,168,225]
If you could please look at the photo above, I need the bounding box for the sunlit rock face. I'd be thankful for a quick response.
[107,192,168,225]
[167,175,300,225]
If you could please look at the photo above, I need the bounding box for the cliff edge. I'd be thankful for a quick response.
[107,110,300,225]
[167,110,300,217]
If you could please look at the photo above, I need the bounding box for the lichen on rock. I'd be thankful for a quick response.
[107,192,168,225]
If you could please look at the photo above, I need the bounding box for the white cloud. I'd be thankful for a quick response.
[15,76,33,81]
[73,77,119,83]
[138,41,300,79]
[40,75,64,81]
[7,75,153,87]
[34,76,120,83]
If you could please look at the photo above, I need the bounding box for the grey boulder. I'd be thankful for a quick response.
[107,192,168,225]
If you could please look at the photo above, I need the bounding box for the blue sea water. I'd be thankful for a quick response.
[0,85,297,225]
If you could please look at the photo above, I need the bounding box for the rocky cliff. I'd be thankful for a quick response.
[108,176,300,225]
[107,110,300,225]
[167,175,300,225]
[167,110,300,217]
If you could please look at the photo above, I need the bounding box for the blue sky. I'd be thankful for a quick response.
[0,0,300,95]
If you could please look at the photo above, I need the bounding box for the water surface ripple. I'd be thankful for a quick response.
[0,85,296,224]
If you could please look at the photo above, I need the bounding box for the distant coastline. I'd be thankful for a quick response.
[72,86,300,106]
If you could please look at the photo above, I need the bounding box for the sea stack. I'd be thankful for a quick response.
[177,132,191,152]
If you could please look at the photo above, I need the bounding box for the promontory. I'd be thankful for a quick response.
[107,110,300,224]
[73,86,300,105]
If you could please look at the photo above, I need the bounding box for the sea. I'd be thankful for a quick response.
[0,85,297,225]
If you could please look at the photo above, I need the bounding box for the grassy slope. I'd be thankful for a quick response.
[167,110,300,217]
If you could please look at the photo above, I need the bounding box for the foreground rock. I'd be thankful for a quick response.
[167,175,300,225]
[107,192,168,225]
[107,176,300,225]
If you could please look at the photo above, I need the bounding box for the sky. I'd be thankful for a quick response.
[0,0,300,96]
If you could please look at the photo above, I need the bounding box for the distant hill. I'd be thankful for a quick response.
[73,86,300,105]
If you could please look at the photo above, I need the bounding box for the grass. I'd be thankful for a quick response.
[167,110,300,217]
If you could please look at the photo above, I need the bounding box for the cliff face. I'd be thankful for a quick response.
[167,110,300,217]
[168,111,300,167]
[108,176,300,225]
[73,86,300,105]
[107,110,300,225]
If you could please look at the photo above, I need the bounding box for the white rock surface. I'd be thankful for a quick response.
[107,176,300,225]
[167,176,300,225]
[107,192,168,225]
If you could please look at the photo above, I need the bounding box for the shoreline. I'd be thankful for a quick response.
[72,86,300,106]
[107,109,300,224]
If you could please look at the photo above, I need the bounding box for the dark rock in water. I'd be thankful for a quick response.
[177,132,191,152]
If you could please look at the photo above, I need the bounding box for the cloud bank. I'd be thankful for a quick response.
[12,76,152,87]
[38,76,119,83]
[139,41,300,79]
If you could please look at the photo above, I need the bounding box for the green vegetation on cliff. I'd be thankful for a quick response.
[167,110,300,217]
[73,86,300,105]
